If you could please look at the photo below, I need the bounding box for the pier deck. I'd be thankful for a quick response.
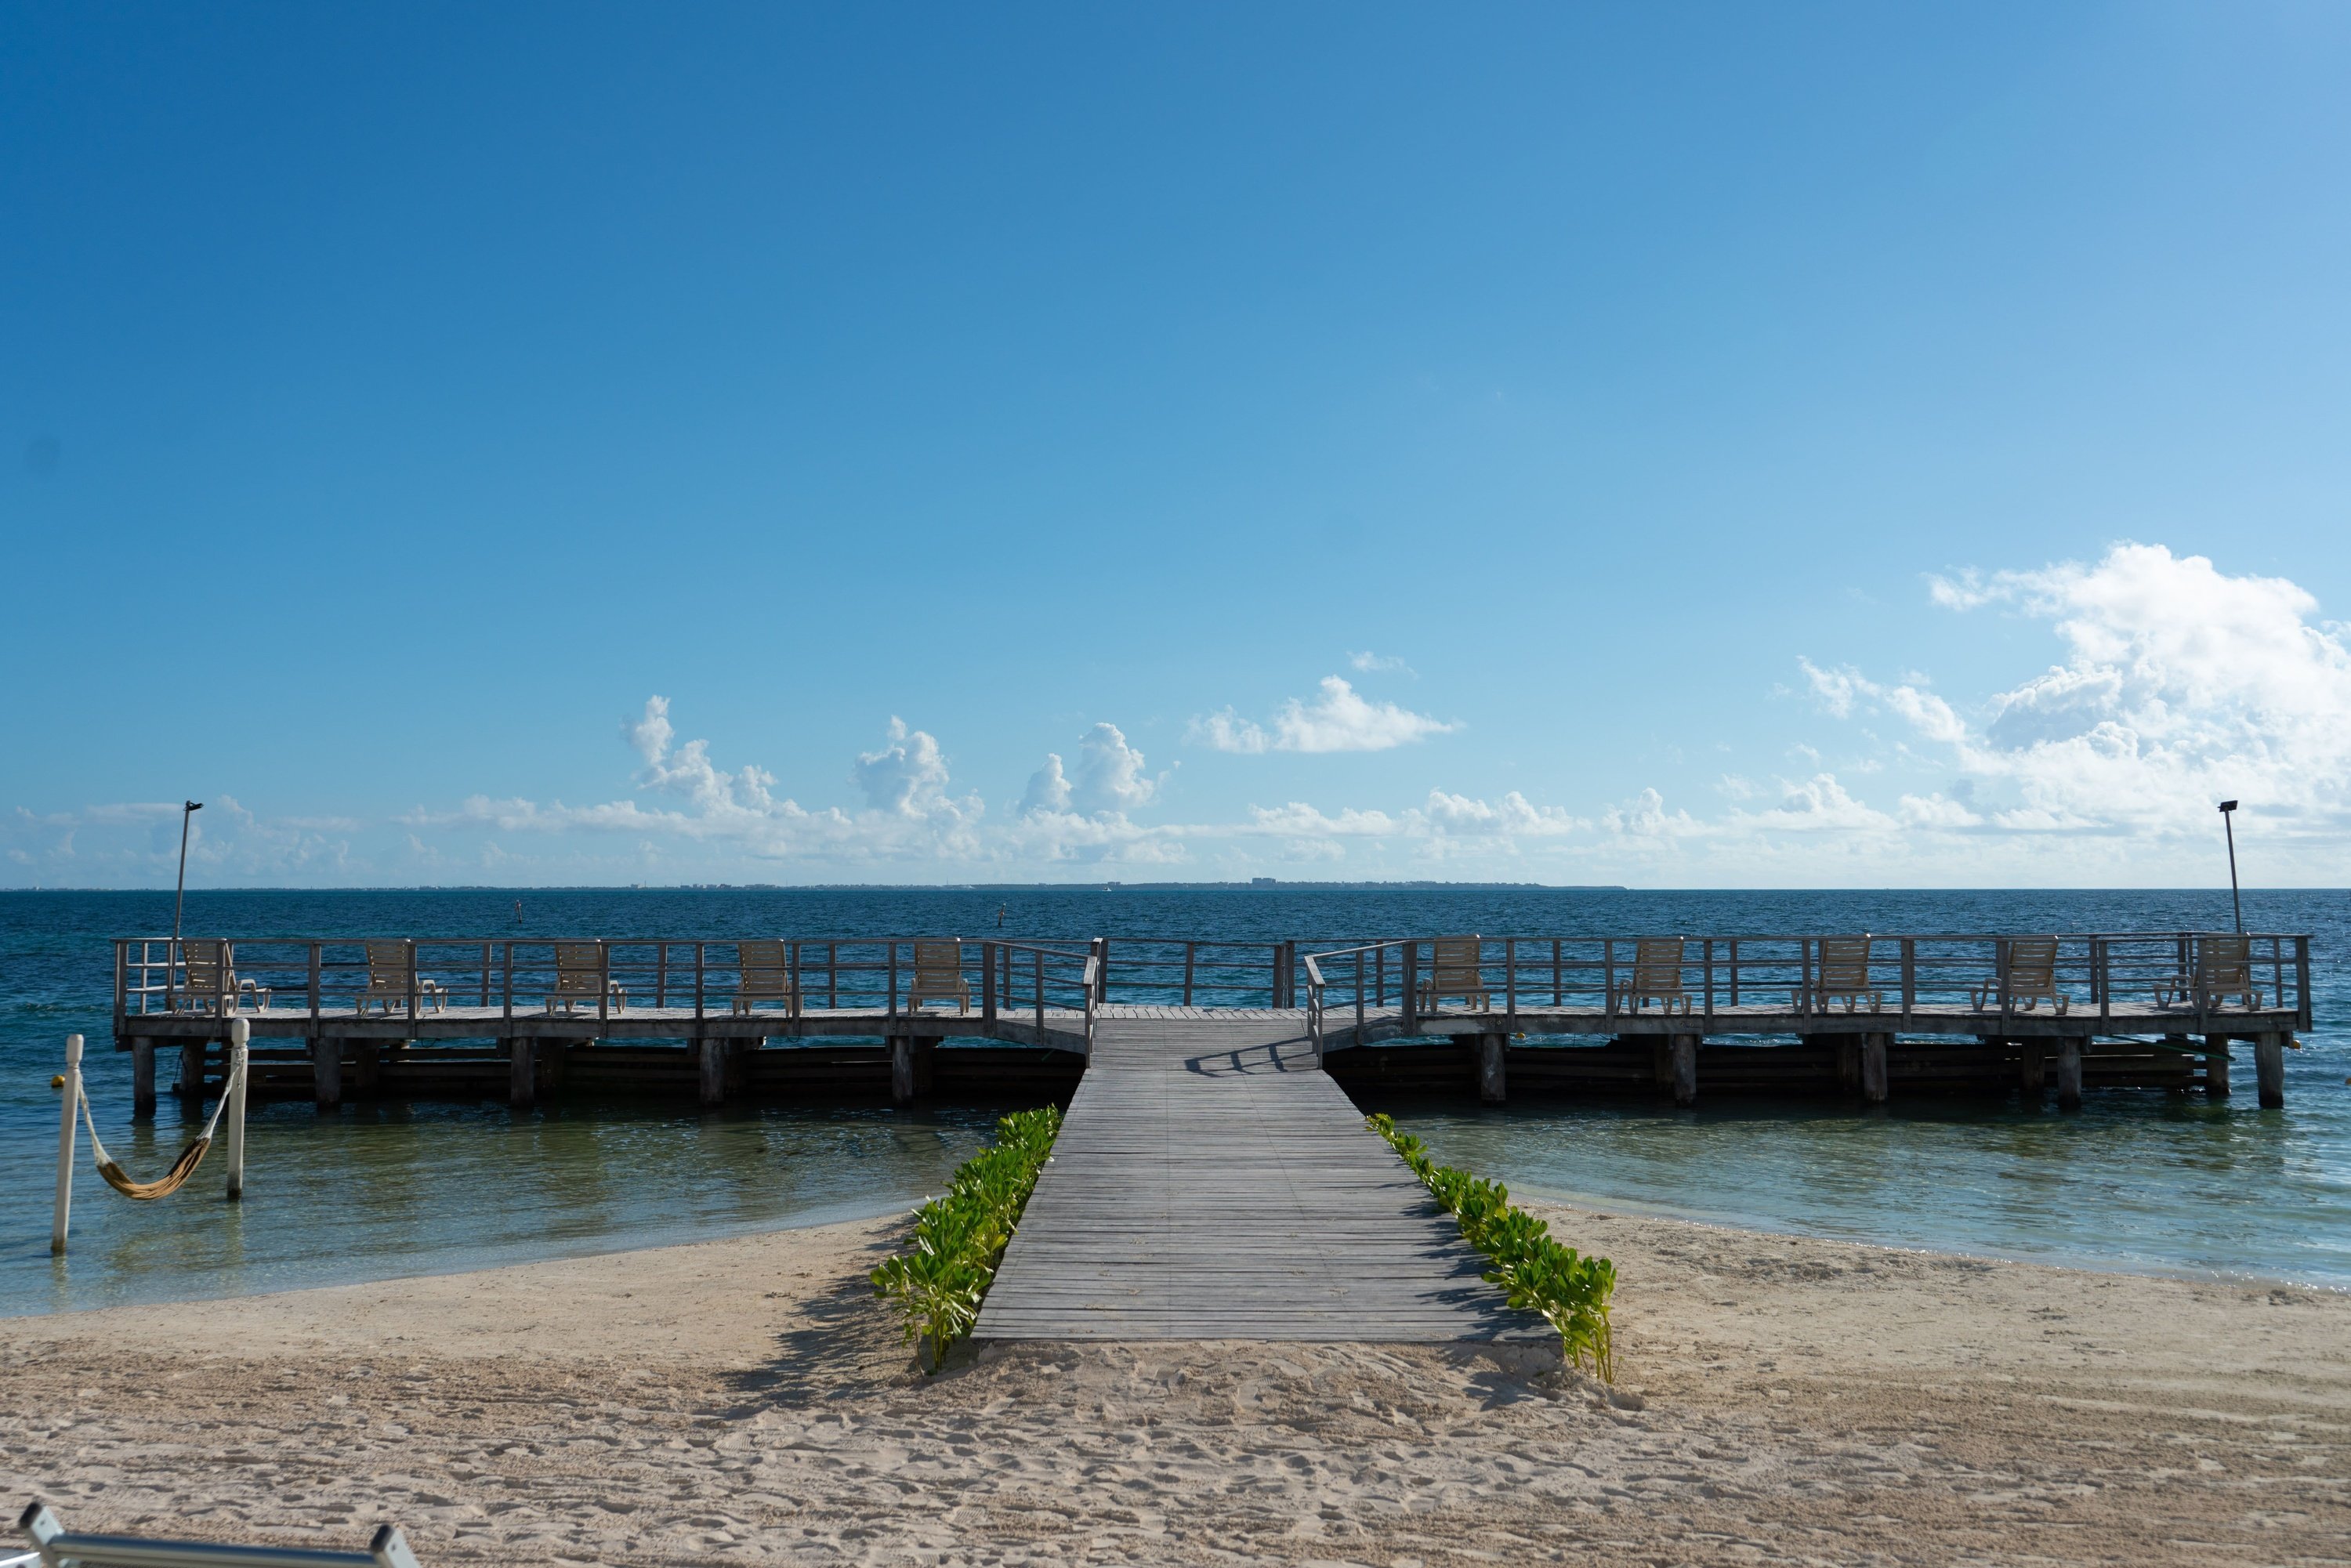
[106,928,2312,1111]
[977,1017,1540,1342]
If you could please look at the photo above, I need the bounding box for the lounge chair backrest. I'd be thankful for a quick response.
[1817,936,1872,990]
[2005,937,2059,987]
[2196,934,2251,987]
[1429,936,1481,987]
[913,940,961,983]
[740,939,794,990]
[180,939,230,994]
[1631,937,1683,990]
[551,943,606,996]
[364,940,410,992]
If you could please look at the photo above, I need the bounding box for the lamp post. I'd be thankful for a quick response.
[2218,799,2241,934]
[172,801,203,943]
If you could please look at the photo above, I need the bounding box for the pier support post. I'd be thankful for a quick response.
[1670,1034,1697,1107]
[505,1037,534,1109]
[2204,1036,2231,1099]
[890,1035,915,1104]
[1835,1037,1860,1096]
[2255,1032,2286,1109]
[311,1037,342,1110]
[131,1039,155,1116]
[177,1038,208,1099]
[1861,1033,1889,1104]
[698,1036,726,1107]
[2163,1033,2193,1092]
[1477,1033,1506,1103]
[2056,1037,2083,1112]
[913,1039,935,1096]
[2019,1041,2045,1101]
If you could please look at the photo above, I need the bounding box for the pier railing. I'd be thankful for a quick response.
[1301,932,2313,1054]
[115,936,1099,1045]
[1080,938,1299,1009]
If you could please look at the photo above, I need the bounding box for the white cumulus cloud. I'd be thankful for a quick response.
[1191,676,1456,754]
[1826,544,2351,840]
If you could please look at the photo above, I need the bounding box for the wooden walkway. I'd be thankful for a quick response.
[976,1016,1542,1342]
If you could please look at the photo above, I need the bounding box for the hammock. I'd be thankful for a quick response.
[77,1056,241,1200]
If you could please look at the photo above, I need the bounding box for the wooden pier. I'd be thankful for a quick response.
[108,929,2312,1114]
[976,1016,1541,1342]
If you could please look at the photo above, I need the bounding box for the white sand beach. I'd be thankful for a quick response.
[3,1204,2346,1566]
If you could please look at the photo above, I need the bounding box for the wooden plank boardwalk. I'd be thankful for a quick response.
[976,1016,1543,1343]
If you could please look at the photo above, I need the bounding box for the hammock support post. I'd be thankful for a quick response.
[53,1034,81,1255]
[224,1017,248,1201]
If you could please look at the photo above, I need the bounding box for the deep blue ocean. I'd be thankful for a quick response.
[3,886,2344,1316]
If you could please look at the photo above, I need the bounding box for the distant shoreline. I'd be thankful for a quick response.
[0,880,1632,893]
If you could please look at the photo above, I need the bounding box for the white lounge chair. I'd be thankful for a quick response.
[1970,936,2069,1015]
[172,940,269,1014]
[546,942,625,1015]
[1798,936,1882,1013]
[734,940,802,1017]
[357,940,448,1016]
[1415,936,1491,1012]
[907,940,969,1013]
[1612,937,1691,1015]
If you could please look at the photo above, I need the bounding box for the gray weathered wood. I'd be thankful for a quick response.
[2205,1035,2231,1098]
[506,1036,534,1109]
[1671,1033,1697,1106]
[977,1017,1546,1343]
[1477,1032,1505,1103]
[312,1036,341,1110]
[2056,1036,2083,1111]
[1861,1032,1889,1103]
[2255,1031,2285,1108]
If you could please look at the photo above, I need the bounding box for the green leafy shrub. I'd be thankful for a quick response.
[871,1105,1062,1371]
[1366,1111,1617,1382]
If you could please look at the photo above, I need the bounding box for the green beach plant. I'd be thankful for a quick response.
[1366,1111,1617,1382]
[870,1104,1062,1371]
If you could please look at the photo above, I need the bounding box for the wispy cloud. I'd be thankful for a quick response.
[1190,675,1456,754]
[1347,650,1415,675]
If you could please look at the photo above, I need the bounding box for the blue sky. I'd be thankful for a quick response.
[5,3,2349,887]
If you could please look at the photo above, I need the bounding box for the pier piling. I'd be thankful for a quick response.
[2255,1033,2286,1109]
[1861,1033,1889,1103]
[1476,1033,1506,1103]
[131,1039,154,1117]
[2056,1037,2083,1111]
[312,1037,342,1110]
[1670,1034,1698,1106]
[505,1037,534,1108]
[697,1036,726,1106]
[2205,1037,2231,1099]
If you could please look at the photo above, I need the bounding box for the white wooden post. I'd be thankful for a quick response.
[53,1034,82,1254]
[225,1016,249,1200]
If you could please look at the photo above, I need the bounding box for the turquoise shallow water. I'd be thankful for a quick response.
[3,887,2344,1314]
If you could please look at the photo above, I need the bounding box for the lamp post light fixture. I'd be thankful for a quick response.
[2218,799,2241,935]
[173,801,203,944]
